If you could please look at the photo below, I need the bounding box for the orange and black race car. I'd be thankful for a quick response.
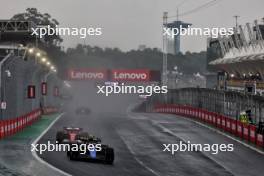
[56,127,101,144]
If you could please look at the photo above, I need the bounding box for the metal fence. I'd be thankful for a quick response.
[146,88,264,125]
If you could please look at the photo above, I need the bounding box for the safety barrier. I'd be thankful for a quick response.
[0,107,58,139]
[152,104,264,149]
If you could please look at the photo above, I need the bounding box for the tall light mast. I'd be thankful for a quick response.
[233,15,240,30]
[162,12,168,86]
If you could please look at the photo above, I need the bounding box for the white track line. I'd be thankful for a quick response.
[31,113,72,176]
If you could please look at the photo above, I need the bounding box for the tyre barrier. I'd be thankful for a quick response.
[0,107,58,139]
[153,104,264,149]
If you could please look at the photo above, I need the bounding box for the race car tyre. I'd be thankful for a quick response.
[105,148,114,165]
[77,132,89,140]
[79,132,89,137]
[69,151,79,161]
[56,131,65,144]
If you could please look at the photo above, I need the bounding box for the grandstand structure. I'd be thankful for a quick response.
[207,18,264,95]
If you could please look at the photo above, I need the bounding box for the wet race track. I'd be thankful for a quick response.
[37,108,264,175]
[35,82,264,176]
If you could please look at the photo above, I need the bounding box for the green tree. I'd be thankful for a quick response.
[11,8,63,46]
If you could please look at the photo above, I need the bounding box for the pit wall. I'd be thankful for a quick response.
[0,54,62,120]
[0,107,58,139]
[153,104,264,148]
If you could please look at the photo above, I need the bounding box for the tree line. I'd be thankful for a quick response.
[11,8,207,78]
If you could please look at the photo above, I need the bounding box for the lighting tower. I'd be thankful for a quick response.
[167,20,191,54]
[162,12,168,86]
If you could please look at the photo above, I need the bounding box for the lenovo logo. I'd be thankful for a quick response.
[68,69,106,80]
[67,69,154,81]
[112,70,149,81]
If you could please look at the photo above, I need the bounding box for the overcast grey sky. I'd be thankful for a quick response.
[0,0,263,52]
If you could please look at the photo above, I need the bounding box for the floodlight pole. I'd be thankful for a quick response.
[162,12,168,87]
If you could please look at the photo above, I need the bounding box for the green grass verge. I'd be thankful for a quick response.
[5,113,59,140]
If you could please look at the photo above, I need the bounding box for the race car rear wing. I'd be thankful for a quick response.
[63,127,83,131]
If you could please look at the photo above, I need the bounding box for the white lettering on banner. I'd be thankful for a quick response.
[257,134,263,141]
[244,128,248,134]
[69,70,105,80]
[1,102,6,110]
[112,70,150,81]
[250,131,255,137]
[114,72,147,80]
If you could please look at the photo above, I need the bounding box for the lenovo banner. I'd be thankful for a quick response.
[41,82,47,95]
[27,85,36,99]
[54,86,59,97]
[111,69,150,81]
[68,69,107,80]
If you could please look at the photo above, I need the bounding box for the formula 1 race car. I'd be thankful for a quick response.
[67,140,115,165]
[75,107,91,115]
[56,127,101,144]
